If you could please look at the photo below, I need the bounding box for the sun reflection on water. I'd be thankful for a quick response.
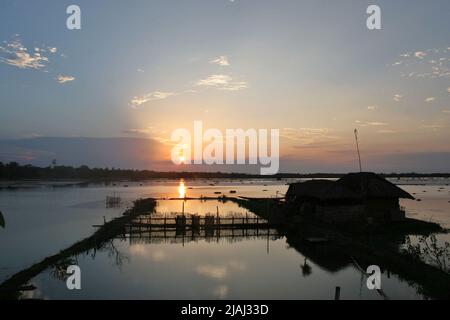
[178,179,186,199]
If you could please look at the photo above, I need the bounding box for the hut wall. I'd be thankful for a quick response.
[365,198,403,221]
[390,209,406,221]
[288,197,405,223]
[314,204,366,223]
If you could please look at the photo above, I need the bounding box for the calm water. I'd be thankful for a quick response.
[1,179,450,299]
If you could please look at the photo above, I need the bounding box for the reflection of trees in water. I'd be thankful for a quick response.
[104,240,129,268]
[83,239,129,268]
[50,257,78,281]
[404,235,450,274]
[48,240,129,282]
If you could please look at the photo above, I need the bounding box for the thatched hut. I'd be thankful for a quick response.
[285,173,414,223]
[337,172,414,221]
[285,180,365,223]
[285,180,358,204]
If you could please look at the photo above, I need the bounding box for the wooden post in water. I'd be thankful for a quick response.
[256,216,259,236]
[192,214,200,237]
[245,212,248,236]
[163,214,167,238]
[231,216,234,237]
[216,206,220,242]
[216,206,220,224]
[149,221,152,241]
[334,286,341,300]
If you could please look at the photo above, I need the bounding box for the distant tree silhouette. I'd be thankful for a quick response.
[0,162,448,181]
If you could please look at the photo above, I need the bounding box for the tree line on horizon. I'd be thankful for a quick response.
[0,162,449,180]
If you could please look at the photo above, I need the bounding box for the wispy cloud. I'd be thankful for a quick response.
[367,105,379,111]
[129,61,247,107]
[56,75,75,84]
[393,94,404,102]
[394,47,450,80]
[414,51,427,59]
[420,123,447,130]
[123,126,167,135]
[123,126,171,145]
[130,91,175,107]
[210,55,230,66]
[196,74,247,91]
[425,97,435,103]
[281,128,340,147]
[377,129,398,134]
[0,38,52,70]
[355,120,388,127]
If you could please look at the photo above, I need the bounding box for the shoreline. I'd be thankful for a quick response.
[0,198,157,300]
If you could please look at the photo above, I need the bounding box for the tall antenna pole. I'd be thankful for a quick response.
[354,129,362,172]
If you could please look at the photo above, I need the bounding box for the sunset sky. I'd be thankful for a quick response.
[1,0,449,173]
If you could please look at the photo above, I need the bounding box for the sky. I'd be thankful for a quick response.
[0,0,449,173]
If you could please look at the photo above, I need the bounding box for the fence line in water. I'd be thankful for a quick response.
[128,213,270,230]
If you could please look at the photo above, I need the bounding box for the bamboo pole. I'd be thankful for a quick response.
[354,129,362,172]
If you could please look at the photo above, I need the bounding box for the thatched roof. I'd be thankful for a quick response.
[337,172,414,200]
[286,179,359,201]
[286,173,414,201]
